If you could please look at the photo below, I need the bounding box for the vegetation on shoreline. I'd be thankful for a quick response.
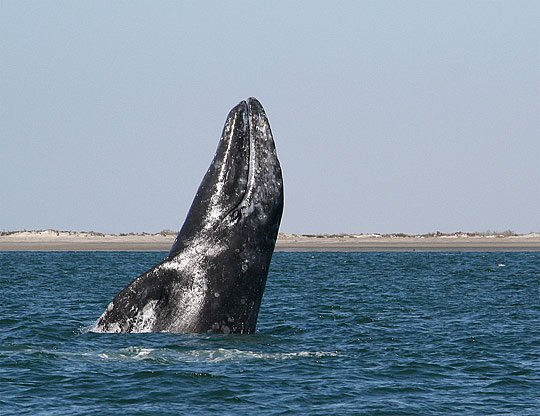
[296,230,522,239]
[0,229,534,238]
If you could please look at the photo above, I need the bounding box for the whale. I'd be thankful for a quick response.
[95,97,283,334]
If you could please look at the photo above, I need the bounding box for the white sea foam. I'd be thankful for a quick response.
[182,348,340,363]
[75,347,340,363]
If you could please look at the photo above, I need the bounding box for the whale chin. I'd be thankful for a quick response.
[95,97,283,334]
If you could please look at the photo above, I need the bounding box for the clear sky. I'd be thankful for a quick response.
[1,1,539,234]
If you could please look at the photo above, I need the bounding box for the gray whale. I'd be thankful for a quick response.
[95,98,283,334]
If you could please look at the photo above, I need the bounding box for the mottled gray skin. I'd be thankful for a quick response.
[95,98,283,334]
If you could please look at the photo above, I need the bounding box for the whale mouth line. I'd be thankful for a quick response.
[220,99,257,223]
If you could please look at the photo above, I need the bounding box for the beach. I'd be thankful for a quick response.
[1,230,539,252]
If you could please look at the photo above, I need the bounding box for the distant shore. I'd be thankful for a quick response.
[1,230,539,252]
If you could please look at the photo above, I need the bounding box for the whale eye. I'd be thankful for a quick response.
[226,209,241,224]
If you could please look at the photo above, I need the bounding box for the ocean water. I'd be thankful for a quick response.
[0,251,539,415]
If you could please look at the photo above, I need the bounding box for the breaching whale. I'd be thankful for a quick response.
[95,98,283,334]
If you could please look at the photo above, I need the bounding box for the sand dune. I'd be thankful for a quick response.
[1,230,539,252]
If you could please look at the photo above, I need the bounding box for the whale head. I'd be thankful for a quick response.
[169,97,283,257]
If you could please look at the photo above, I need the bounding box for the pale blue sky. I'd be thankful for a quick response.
[1,1,539,234]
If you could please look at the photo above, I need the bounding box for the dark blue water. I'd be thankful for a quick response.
[1,251,539,415]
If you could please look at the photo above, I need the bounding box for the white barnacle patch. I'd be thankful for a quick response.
[209,322,231,334]
[156,235,226,332]
[207,204,222,223]
[131,300,158,333]
[92,302,120,333]
[103,322,122,333]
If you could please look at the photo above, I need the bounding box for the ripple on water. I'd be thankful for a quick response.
[0,251,539,415]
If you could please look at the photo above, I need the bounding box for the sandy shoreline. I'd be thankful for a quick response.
[1,231,539,252]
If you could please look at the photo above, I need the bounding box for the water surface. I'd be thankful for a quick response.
[1,251,539,415]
